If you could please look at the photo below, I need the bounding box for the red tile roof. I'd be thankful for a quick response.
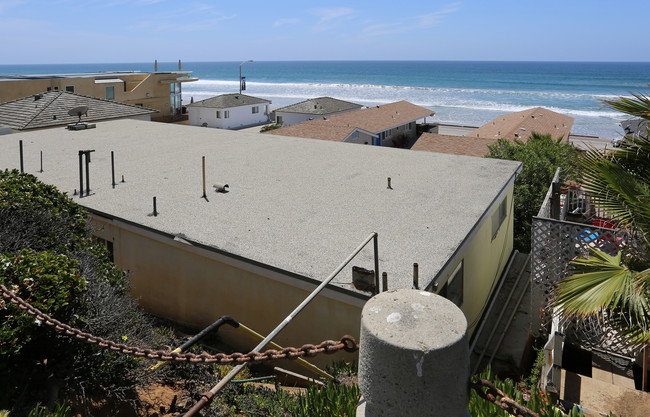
[267,101,434,142]
[469,107,573,141]
[412,133,498,157]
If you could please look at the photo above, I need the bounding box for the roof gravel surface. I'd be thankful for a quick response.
[0,120,520,293]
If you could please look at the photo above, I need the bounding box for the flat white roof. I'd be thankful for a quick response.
[0,120,521,293]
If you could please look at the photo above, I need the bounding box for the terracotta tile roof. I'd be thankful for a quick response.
[274,97,363,115]
[412,133,498,157]
[0,91,158,131]
[469,107,574,141]
[266,100,434,142]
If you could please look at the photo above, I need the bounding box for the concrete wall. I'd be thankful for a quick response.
[189,104,270,129]
[90,213,363,368]
[0,73,189,118]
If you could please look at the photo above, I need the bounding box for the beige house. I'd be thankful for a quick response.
[267,100,434,147]
[0,119,521,368]
[0,67,197,121]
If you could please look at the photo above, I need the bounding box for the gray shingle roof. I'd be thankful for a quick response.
[274,97,363,115]
[0,91,158,130]
[188,93,271,109]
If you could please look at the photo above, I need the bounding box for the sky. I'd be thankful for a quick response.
[1,0,649,64]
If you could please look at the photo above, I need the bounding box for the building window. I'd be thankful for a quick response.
[277,116,283,124]
[216,111,222,119]
[65,85,75,93]
[105,86,115,100]
[438,261,463,307]
[252,106,259,114]
[224,110,230,118]
[491,197,508,240]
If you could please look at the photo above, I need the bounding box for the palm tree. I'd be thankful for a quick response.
[553,90,650,346]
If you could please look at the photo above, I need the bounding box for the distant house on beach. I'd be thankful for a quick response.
[0,119,521,367]
[469,107,574,141]
[273,97,363,126]
[412,107,574,158]
[187,93,271,130]
[0,91,158,132]
[267,100,434,147]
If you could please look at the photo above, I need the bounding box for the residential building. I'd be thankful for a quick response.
[412,133,498,157]
[0,91,158,132]
[273,97,363,126]
[0,68,197,121]
[187,94,271,129]
[469,107,574,141]
[266,100,434,147]
[0,119,521,367]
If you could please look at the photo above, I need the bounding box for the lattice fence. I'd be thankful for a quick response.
[530,216,641,357]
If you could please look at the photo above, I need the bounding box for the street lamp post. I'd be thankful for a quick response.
[239,59,253,94]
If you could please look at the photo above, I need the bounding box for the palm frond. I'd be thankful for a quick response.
[604,91,650,121]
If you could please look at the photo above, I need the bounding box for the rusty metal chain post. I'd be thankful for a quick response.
[4,284,546,417]
[470,379,540,417]
[0,284,358,364]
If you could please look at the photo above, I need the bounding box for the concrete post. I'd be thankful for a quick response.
[357,289,469,417]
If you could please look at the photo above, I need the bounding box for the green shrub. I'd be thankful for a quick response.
[0,250,85,356]
[281,380,360,417]
[469,367,582,417]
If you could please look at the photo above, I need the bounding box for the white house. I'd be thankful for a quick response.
[188,93,271,130]
[273,97,363,126]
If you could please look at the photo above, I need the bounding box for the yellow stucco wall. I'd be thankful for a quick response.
[90,215,364,368]
[433,187,515,336]
[88,184,514,366]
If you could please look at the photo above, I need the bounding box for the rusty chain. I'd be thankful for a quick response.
[470,379,540,417]
[3,284,547,417]
[0,284,358,364]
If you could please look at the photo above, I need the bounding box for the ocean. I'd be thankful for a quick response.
[2,61,649,138]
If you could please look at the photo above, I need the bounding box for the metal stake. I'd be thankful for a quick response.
[111,151,116,188]
[374,233,380,295]
[202,156,206,199]
[382,272,388,292]
[413,263,419,289]
[78,151,84,197]
[39,151,43,173]
[153,197,158,216]
[19,140,24,173]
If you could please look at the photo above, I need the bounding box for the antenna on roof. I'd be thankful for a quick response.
[68,106,88,124]
[67,106,95,131]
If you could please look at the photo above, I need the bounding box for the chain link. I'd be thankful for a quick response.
[470,379,540,417]
[0,284,358,364]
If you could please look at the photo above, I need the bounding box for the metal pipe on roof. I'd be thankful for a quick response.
[19,140,24,173]
[382,272,388,292]
[202,156,206,199]
[111,151,115,188]
[78,151,83,197]
[413,263,419,290]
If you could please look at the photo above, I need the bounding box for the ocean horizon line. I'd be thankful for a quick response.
[2,59,650,67]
